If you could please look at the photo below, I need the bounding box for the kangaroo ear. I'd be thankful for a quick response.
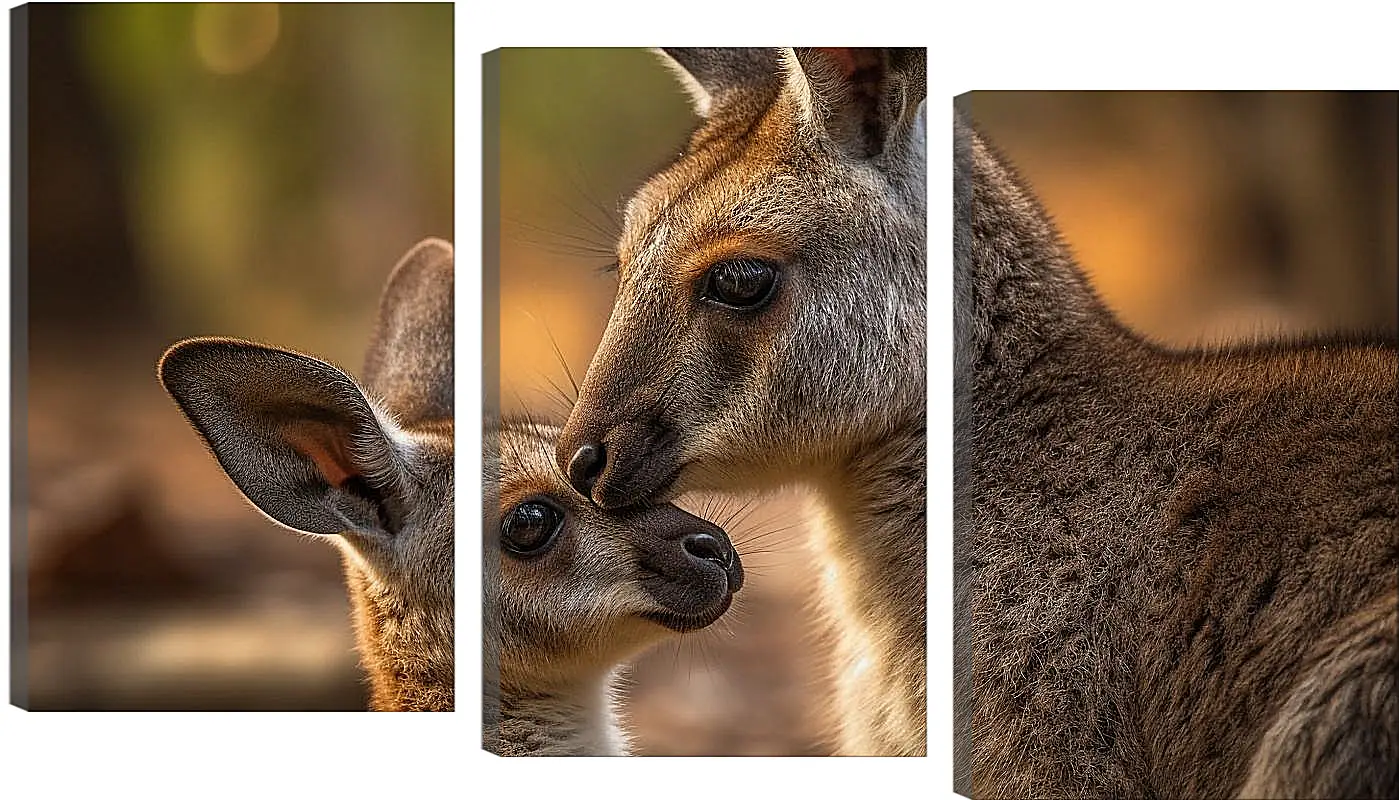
[781,47,926,160]
[362,238,454,426]
[654,48,780,117]
[159,338,406,538]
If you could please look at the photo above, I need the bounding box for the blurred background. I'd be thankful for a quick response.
[963,92,1397,343]
[17,3,452,710]
[498,56,1397,754]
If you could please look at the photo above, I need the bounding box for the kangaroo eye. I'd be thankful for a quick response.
[703,258,779,309]
[501,500,564,557]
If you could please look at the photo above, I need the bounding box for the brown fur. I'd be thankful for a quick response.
[955,107,1397,797]
[555,48,928,756]
[159,239,455,712]
[344,421,454,712]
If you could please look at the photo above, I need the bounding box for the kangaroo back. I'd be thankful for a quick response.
[955,107,1397,797]
[159,238,455,711]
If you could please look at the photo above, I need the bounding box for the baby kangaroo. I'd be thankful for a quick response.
[955,108,1396,797]
[484,419,744,755]
[555,48,927,756]
[159,238,454,711]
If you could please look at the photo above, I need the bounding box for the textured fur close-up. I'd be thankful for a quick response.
[955,93,1397,797]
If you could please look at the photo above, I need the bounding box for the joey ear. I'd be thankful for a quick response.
[158,338,405,538]
[654,48,780,117]
[362,238,454,426]
[781,47,926,159]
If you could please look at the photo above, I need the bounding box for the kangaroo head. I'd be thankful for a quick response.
[158,238,454,711]
[485,419,744,700]
[556,48,927,509]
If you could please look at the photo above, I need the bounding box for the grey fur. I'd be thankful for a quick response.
[483,419,743,755]
[158,238,455,711]
[158,340,403,537]
[362,237,454,425]
[657,47,779,118]
[557,47,928,755]
[955,107,1397,797]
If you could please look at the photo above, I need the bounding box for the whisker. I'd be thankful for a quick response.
[537,373,576,412]
[542,327,580,401]
[558,192,620,252]
[559,141,624,234]
[734,522,805,547]
[717,497,757,530]
[504,215,618,261]
[517,307,582,409]
[735,565,775,578]
[737,546,802,559]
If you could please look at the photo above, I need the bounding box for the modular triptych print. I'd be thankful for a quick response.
[10,19,1398,796]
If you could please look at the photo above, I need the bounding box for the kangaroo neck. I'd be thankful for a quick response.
[953,114,1140,397]
[488,674,625,756]
[342,559,453,712]
[804,419,927,754]
[810,416,927,592]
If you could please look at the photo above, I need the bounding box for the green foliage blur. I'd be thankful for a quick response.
[66,2,452,366]
[498,47,689,223]
[494,48,692,411]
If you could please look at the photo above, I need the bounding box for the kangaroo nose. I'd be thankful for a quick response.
[567,442,606,498]
[682,531,731,569]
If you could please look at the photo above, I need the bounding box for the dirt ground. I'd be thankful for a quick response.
[23,343,369,711]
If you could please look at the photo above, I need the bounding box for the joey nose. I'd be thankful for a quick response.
[566,442,606,499]
[682,532,731,568]
[682,530,743,591]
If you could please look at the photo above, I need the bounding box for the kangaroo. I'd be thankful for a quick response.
[159,238,455,711]
[483,418,744,755]
[954,106,1397,797]
[553,48,928,756]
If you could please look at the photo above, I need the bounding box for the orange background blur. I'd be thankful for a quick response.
[965,91,1397,344]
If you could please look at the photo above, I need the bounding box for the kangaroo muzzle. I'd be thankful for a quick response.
[632,504,744,633]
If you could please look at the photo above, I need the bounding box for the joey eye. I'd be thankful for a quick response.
[702,258,780,310]
[501,499,564,557]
